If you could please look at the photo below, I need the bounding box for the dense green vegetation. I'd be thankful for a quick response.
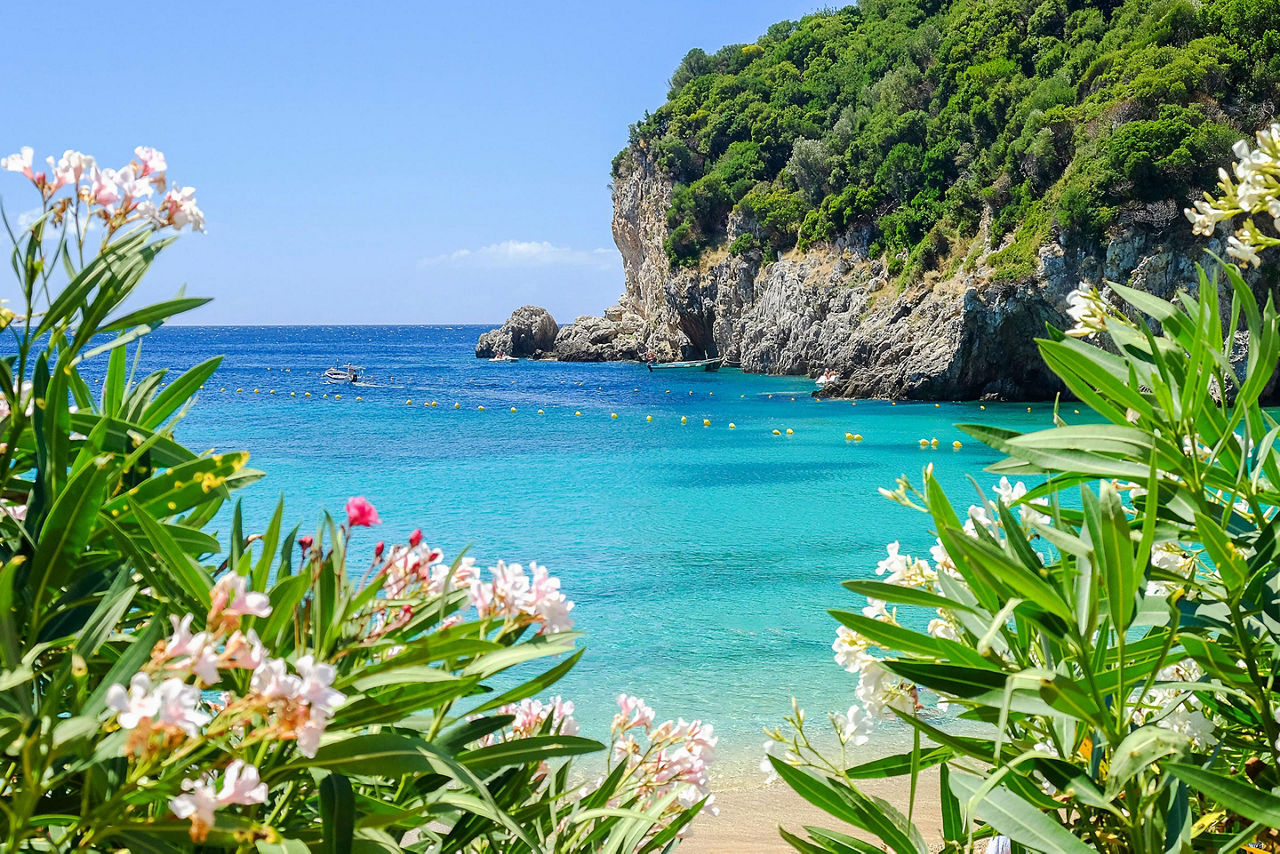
[614,0,1280,282]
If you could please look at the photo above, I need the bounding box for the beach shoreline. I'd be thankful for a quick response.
[683,770,943,853]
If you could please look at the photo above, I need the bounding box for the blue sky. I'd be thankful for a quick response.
[0,1,819,325]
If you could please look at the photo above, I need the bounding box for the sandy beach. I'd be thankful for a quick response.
[683,771,943,853]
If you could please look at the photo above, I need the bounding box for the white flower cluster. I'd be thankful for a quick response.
[170,759,268,843]
[1064,283,1114,339]
[1183,123,1280,267]
[1132,659,1218,750]
[467,560,575,634]
[831,479,1049,740]
[1,145,204,236]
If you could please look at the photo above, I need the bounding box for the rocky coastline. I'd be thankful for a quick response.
[477,146,1253,400]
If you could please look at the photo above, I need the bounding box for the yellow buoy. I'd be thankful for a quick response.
[432,401,438,406]
[537,409,545,414]
[323,393,328,398]
[335,394,341,399]
[634,388,638,391]
[919,438,929,446]
[575,411,582,417]
[703,419,710,426]
[407,400,413,405]
[741,394,745,398]
[768,394,773,399]
[709,391,714,396]
[454,402,461,409]
[953,440,963,449]
[665,389,671,394]
[680,416,688,424]
[979,404,986,410]
[935,403,940,408]
[511,407,518,412]
[790,397,796,401]
[305,392,311,397]
[1073,409,1079,414]
[785,428,794,435]
[930,438,938,446]
[290,392,296,397]
[477,405,484,410]
[845,432,854,440]
[772,429,782,435]
[646,415,653,422]
[854,434,863,441]
[611,412,618,419]
[1027,407,1032,412]
[729,422,737,429]
[253,388,259,393]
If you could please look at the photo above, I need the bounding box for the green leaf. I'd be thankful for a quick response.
[1105,727,1188,800]
[458,735,601,775]
[768,758,928,854]
[1168,763,1280,827]
[949,769,1095,854]
[320,773,355,854]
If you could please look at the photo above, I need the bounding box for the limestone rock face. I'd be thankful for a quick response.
[478,146,1267,398]
[475,305,559,358]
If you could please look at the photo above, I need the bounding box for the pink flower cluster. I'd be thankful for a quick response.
[467,560,575,634]
[344,498,575,637]
[610,694,717,824]
[1,145,204,236]
[103,571,346,840]
[170,759,268,843]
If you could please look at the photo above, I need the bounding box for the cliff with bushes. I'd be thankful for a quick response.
[483,0,1280,398]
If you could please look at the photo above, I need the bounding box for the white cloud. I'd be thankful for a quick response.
[418,240,619,271]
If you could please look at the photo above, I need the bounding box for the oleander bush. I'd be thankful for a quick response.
[0,148,713,851]
[770,125,1280,852]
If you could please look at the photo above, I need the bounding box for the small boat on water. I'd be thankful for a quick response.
[647,357,723,372]
[489,352,519,362]
[324,363,364,384]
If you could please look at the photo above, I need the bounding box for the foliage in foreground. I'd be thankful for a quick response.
[0,148,713,851]
[770,124,1280,852]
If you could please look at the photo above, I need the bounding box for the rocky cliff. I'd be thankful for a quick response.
[479,147,1248,400]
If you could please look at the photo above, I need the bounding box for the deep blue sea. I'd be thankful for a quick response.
[113,325,1061,779]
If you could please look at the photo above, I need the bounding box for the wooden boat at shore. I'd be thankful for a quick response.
[647,357,723,372]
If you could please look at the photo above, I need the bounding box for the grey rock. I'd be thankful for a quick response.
[475,305,559,358]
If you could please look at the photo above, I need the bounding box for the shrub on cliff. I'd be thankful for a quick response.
[620,0,1278,276]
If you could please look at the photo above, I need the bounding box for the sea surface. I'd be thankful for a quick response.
[112,325,1063,779]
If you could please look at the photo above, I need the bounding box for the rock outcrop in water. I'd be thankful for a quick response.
[475,305,558,358]
[479,147,1258,400]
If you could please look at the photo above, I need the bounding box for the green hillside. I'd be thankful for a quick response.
[614,0,1280,283]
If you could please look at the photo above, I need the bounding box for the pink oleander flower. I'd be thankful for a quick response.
[1,147,34,180]
[218,759,268,805]
[223,629,267,670]
[613,694,656,733]
[210,573,272,622]
[134,145,167,177]
[90,166,120,208]
[298,534,314,551]
[160,184,205,231]
[294,655,345,715]
[247,655,344,758]
[170,775,217,842]
[105,672,162,730]
[345,496,380,528]
[171,760,268,843]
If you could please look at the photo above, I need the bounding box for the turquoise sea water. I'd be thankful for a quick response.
[121,325,1060,778]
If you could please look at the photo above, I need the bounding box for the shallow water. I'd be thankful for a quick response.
[117,325,1066,778]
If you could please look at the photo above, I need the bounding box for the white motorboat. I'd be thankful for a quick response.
[324,363,364,383]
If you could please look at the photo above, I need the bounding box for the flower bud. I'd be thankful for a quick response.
[297,535,313,551]
[374,541,385,559]
[408,529,423,547]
